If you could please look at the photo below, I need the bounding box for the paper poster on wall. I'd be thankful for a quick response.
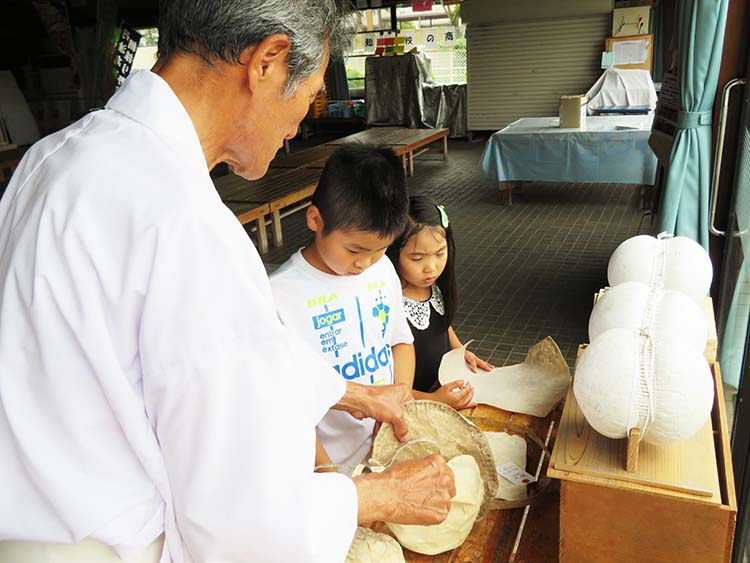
[612,39,648,65]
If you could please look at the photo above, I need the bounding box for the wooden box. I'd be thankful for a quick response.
[548,355,737,562]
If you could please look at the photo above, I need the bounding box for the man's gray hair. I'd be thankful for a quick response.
[158,0,353,94]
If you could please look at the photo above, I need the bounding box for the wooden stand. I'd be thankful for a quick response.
[626,427,641,472]
[549,355,736,562]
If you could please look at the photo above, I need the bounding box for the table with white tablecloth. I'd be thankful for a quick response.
[480,115,658,204]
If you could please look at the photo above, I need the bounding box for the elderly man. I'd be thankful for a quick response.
[0,1,455,562]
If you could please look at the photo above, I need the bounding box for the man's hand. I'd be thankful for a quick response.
[333,382,413,442]
[354,454,456,525]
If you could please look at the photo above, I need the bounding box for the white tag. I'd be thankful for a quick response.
[497,462,536,486]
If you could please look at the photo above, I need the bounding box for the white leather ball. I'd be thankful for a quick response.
[607,235,713,304]
[574,328,714,445]
[589,282,707,352]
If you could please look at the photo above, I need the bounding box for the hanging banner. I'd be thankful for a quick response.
[113,26,141,88]
[394,35,406,54]
[363,33,376,53]
[401,30,419,50]
[441,26,457,46]
[423,27,439,48]
[412,0,432,11]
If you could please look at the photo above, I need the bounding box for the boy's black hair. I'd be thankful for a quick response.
[386,192,458,326]
[312,144,409,238]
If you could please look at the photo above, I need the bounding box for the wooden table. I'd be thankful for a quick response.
[326,127,449,176]
[481,116,657,206]
[213,168,321,252]
[373,402,563,563]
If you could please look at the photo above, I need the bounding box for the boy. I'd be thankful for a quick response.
[270,144,415,468]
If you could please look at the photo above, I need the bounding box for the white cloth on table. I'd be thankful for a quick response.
[270,250,413,467]
[480,115,657,185]
[586,68,658,114]
[0,70,357,563]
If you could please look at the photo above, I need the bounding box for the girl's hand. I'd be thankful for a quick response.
[465,350,494,373]
[432,380,476,410]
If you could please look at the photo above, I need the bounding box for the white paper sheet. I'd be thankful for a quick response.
[484,432,528,501]
[438,337,570,417]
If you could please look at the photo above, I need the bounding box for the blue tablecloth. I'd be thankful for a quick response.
[481,115,658,185]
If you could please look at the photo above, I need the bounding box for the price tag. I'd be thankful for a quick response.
[497,463,536,486]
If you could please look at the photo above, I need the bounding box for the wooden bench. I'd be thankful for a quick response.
[390,127,449,177]
[326,127,449,176]
[269,144,337,170]
[213,174,273,253]
[213,167,321,253]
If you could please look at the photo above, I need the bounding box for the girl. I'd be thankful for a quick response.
[387,193,493,410]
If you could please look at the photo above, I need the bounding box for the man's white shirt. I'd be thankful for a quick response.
[0,70,357,562]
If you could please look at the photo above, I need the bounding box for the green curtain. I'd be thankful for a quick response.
[658,0,729,249]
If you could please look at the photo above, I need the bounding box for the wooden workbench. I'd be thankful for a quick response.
[373,402,563,563]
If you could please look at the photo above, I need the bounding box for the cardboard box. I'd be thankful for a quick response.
[559,95,586,129]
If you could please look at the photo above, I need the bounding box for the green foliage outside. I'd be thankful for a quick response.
[346,67,365,89]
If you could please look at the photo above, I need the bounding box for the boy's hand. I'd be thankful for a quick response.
[432,380,476,410]
[465,350,493,373]
[335,382,414,442]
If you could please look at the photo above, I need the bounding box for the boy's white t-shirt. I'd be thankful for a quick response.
[270,249,414,467]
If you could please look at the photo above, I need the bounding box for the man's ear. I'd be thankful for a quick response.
[244,34,291,93]
[306,205,325,233]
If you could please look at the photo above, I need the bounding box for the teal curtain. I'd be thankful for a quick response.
[658,0,729,249]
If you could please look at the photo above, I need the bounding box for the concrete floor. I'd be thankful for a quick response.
[255,137,655,369]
